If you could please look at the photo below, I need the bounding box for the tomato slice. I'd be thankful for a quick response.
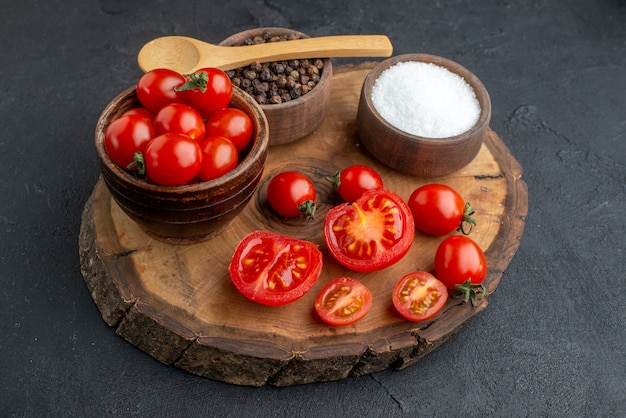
[323,189,414,272]
[392,271,448,322]
[229,231,323,306]
[314,277,372,326]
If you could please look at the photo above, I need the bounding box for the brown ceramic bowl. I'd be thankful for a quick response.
[95,85,269,244]
[219,27,332,146]
[357,54,491,177]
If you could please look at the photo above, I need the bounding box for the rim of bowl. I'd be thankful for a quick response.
[95,85,269,193]
[361,53,491,145]
[219,27,333,111]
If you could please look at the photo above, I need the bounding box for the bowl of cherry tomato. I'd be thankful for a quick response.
[95,68,269,244]
[219,27,333,146]
[356,54,491,177]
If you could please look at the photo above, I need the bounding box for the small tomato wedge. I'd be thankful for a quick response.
[324,189,414,272]
[392,271,448,322]
[315,277,372,326]
[229,231,323,306]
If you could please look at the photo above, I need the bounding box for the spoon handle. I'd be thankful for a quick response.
[210,35,394,70]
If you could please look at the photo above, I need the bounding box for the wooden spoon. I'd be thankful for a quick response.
[137,35,393,73]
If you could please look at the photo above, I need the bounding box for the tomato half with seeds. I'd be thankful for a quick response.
[323,189,414,272]
[392,271,448,322]
[315,277,372,326]
[229,231,323,306]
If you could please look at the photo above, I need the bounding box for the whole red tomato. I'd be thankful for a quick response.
[121,107,156,124]
[198,136,238,181]
[314,277,372,326]
[327,164,384,203]
[104,114,154,169]
[154,103,206,143]
[136,68,186,113]
[229,230,323,306]
[434,235,487,306]
[143,133,202,186]
[408,184,475,236]
[324,189,414,272]
[267,171,317,219]
[176,67,232,118]
[392,271,448,322]
[204,108,253,152]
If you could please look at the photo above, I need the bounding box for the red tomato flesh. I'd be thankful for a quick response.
[392,271,448,322]
[229,231,323,306]
[315,277,372,326]
[323,189,414,272]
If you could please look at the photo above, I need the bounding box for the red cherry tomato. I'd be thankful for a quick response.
[392,271,448,322]
[121,107,156,124]
[176,67,233,118]
[154,103,206,143]
[143,133,202,186]
[104,114,154,169]
[314,277,372,326]
[198,136,238,181]
[327,164,384,203]
[267,171,317,219]
[324,189,415,272]
[136,68,186,113]
[434,235,487,306]
[205,108,253,152]
[408,184,476,236]
[229,231,323,306]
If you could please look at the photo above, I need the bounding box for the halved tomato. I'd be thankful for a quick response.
[323,189,414,272]
[229,231,323,306]
[314,277,372,326]
[392,271,448,322]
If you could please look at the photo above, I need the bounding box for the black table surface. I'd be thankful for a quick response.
[2,0,625,416]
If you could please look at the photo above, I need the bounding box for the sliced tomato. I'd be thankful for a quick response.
[229,231,323,306]
[314,277,372,326]
[323,189,414,272]
[392,271,448,322]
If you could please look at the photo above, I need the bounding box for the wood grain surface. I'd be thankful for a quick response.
[79,63,527,386]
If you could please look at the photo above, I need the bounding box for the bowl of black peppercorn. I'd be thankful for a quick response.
[220,27,333,146]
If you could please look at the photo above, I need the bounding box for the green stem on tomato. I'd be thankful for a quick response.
[453,278,486,307]
[127,152,146,175]
[458,202,477,235]
[174,71,208,93]
[325,171,341,193]
[298,200,316,221]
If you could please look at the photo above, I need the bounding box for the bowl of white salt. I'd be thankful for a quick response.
[356,53,491,177]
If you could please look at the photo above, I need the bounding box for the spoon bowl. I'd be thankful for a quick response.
[138,34,393,73]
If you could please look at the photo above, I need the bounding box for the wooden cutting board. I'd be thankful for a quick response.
[79,63,528,387]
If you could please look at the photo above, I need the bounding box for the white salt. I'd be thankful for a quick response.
[371,61,480,138]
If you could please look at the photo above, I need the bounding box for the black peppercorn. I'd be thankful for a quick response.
[226,33,324,105]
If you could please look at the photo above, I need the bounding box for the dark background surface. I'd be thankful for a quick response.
[2,0,625,416]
